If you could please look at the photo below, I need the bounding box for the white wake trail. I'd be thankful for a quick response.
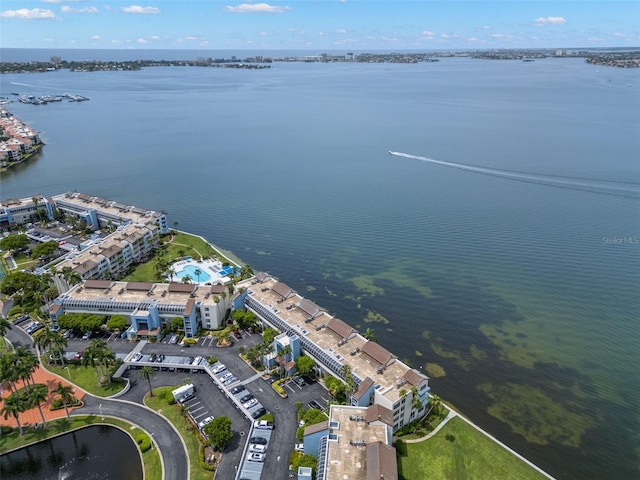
[389,151,640,195]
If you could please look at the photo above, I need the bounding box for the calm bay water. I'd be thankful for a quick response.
[1,49,639,479]
[0,425,142,479]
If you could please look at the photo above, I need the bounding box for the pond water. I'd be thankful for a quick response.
[0,425,143,480]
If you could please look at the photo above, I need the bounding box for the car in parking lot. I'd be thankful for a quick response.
[239,393,253,404]
[250,436,268,445]
[251,407,267,419]
[220,372,233,382]
[155,354,165,363]
[243,398,259,409]
[249,444,266,453]
[230,385,245,395]
[223,376,237,386]
[197,416,214,430]
[247,453,265,463]
[308,400,324,411]
[73,351,84,360]
[63,329,74,339]
[82,331,92,340]
[212,364,226,374]
[178,392,195,403]
[254,420,273,430]
[293,376,307,387]
[295,443,305,452]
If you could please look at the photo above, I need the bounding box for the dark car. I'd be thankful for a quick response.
[239,394,253,404]
[230,385,246,395]
[250,436,268,445]
[251,408,267,419]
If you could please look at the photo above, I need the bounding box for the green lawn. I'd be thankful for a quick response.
[45,363,126,397]
[0,416,161,480]
[145,386,212,480]
[396,417,547,480]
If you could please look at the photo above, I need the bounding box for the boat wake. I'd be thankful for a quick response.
[389,151,640,199]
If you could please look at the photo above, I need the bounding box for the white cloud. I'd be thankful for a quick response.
[482,25,491,30]
[0,8,58,19]
[151,35,160,40]
[42,0,87,3]
[225,3,291,14]
[185,36,197,41]
[422,30,435,38]
[122,5,160,14]
[259,31,275,36]
[440,33,461,39]
[335,28,347,34]
[91,34,100,40]
[137,38,148,43]
[534,16,567,26]
[490,33,512,39]
[61,6,98,14]
[111,39,121,44]
[612,32,627,38]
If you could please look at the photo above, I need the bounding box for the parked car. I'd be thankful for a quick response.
[243,398,259,409]
[223,376,237,386]
[63,329,74,339]
[293,377,307,387]
[239,394,253,403]
[230,385,246,395]
[251,408,267,419]
[82,331,92,340]
[295,443,305,452]
[212,364,227,374]
[220,372,234,382]
[254,420,274,430]
[178,392,195,403]
[250,436,268,445]
[198,416,214,430]
[247,453,265,463]
[73,351,84,360]
[249,444,266,453]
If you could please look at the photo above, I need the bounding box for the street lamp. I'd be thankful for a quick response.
[99,403,103,420]
[65,365,71,379]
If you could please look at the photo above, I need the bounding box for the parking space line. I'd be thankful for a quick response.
[192,412,208,420]
[188,401,201,407]
[190,406,204,414]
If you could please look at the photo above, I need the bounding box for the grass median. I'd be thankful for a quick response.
[145,386,212,480]
[45,362,127,397]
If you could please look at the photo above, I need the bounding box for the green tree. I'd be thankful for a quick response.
[204,416,233,451]
[181,275,192,284]
[411,386,422,411]
[295,355,315,376]
[262,327,278,345]
[30,240,60,260]
[27,384,49,428]
[428,394,443,417]
[324,376,346,401]
[291,453,318,478]
[1,394,26,435]
[54,382,75,419]
[0,234,29,251]
[106,315,128,331]
[0,316,13,349]
[362,327,377,342]
[340,364,356,398]
[140,366,155,397]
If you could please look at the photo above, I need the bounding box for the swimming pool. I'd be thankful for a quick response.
[174,264,211,283]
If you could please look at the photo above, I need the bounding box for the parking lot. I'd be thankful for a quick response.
[48,329,332,480]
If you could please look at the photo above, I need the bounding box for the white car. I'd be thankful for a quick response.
[249,444,266,454]
[220,372,234,382]
[254,420,273,430]
[247,453,265,462]
[243,398,259,409]
[212,364,227,374]
[198,416,214,429]
[295,443,305,452]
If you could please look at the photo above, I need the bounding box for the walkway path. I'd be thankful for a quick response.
[402,408,457,444]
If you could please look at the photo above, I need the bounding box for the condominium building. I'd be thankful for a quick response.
[304,404,398,480]
[53,223,157,284]
[0,195,54,228]
[241,272,430,432]
[50,279,229,338]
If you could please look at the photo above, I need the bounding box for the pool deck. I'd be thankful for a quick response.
[170,258,233,285]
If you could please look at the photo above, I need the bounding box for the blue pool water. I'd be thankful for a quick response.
[218,265,238,276]
[174,264,211,283]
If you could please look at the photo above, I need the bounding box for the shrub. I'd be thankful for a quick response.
[1,425,14,435]
[136,433,152,452]
[184,338,197,345]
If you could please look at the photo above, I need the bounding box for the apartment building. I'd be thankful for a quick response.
[50,279,229,338]
[241,272,430,432]
[0,195,54,228]
[304,404,398,480]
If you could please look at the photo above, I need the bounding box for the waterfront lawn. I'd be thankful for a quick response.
[145,386,211,480]
[0,416,161,480]
[45,363,126,397]
[396,417,547,480]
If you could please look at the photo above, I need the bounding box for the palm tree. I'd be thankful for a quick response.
[82,343,102,385]
[54,382,75,419]
[28,385,49,428]
[363,327,377,342]
[399,388,407,399]
[0,317,13,350]
[14,347,38,393]
[181,275,192,284]
[1,394,26,435]
[51,332,68,367]
[428,394,443,417]
[100,349,116,384]
[411,386,422,411]
[34,328,56,358]
[340,364,356,399]
[140,366,155,397]
[173,221,179,231]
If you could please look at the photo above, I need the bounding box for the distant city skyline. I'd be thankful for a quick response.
[1,1,638,51]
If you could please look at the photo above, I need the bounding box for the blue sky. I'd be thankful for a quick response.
[1,1,638,50]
